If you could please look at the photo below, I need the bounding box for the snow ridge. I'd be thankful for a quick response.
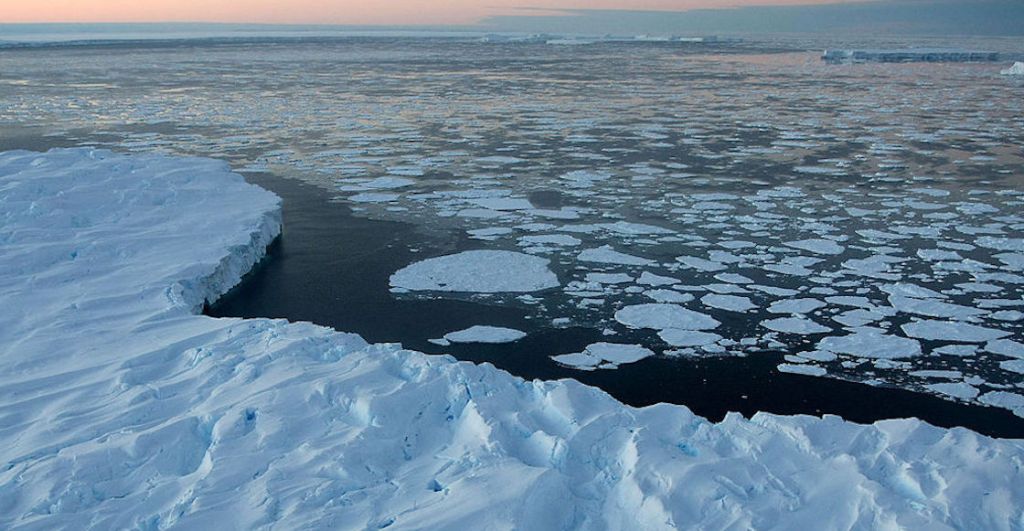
[1,149,1023,530]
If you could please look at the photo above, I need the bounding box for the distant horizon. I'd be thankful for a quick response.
[0,1,867,26]
[1,0,1022,38]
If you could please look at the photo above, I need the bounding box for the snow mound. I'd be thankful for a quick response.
[2,149,1023,530]
[390,250,559,293]
[1001,62,1024,75]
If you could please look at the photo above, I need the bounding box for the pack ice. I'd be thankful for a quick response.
[2,149,1023,530]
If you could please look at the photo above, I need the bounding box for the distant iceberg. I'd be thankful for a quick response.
[1002,62,1024,75]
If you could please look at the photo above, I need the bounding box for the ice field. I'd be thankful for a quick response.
[3,37,1021,415]
[2,147,1023,529]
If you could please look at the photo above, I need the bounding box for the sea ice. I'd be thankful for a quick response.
[784,238,845,255]
[615,303,721,330]
[901,320,1010,343]
[762,317,832,335]
[701,294,756,312]
[578,245,654,266]
[390,250,559,293]
[927,382,981,400]
[768,298,826,314]
[443,326,527,344]
[551,342,655,368]
[818,331,922,359]
[658,329,723,347]
[778,364,827,377]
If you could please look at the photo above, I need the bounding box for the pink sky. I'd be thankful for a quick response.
[1,0,867,25]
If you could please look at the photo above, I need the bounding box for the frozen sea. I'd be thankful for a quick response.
[2,32,1024,435]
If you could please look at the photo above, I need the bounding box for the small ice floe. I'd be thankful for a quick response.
[676,256,727,272]
[644,289,694,303]
[784,238,845,256]
[470,197,533,210]
[349,192,401,203]
[443,326,527,344]
[469,227,513,240]
[901,320,1009,343]
[658,329,723,347]
[927,382,980,400]
[777,364,827,377]
[887,295,987,320]
[818,331,922,359]
[551,342,655,370]
[701,294,756,312]
[519,234,582,247]
[586,273,633,284]
[909,370,962,379]
[615,303,720,331]
[979,391,1024,417]
[390,250,559,293]
[761,317,831,335]
[985,339,1024,358]
[934,345,978,357]
[768,298,826,314]
[637,271,679,286]
[999,360,1024,374]
[578,245,654,266]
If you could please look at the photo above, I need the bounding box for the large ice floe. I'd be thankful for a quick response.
[2,149,1024,529]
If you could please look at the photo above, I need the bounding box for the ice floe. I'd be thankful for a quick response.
[390,250,559,293]
[901,320,1010,343]
[443,326,527,344]
[818,331,923,359]
[614,303,721,331]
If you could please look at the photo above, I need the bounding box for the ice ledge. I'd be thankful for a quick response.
[1,149,1023,529]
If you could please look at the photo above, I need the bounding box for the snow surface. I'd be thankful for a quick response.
[390,250,559,293]
[3,149,1024,529]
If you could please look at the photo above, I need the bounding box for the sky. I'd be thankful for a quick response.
[1,0,1020,36]
[0,0,874,25]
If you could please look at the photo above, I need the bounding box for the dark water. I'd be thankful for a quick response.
[208,169,1024,438]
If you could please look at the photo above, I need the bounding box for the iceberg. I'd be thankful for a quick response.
[2,149,1023,529]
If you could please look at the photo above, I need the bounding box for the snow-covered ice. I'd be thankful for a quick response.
[615,303,721,331]
[902,320,1010,343]
[443,325,527,344]
[3,149,1024,529]
[818,331,923,359]
[778,364,828,377]
[390,250,559,293]
[762,317,832,335]
[701,293,757,312]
